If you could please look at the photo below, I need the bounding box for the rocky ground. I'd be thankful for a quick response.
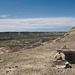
[0,41,75,75]
[0,28,75,75]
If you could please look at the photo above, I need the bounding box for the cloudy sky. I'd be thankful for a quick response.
[0,0,75,32]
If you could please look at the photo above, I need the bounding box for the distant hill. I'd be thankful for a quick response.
[0,32,66,40]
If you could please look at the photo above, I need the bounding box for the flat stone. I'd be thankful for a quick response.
[53,60,69,69]
[57,49,75,54]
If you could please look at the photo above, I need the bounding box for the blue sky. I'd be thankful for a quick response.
[0,0,75,32]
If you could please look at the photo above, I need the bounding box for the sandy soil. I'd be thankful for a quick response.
[0,40,75,75]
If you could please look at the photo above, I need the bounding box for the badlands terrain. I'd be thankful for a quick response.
[0,28,75,75]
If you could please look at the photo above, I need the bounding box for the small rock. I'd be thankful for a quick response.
[15,66,18,68]
[6,71,9,73]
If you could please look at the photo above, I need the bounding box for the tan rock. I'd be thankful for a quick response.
[60,52,65,60]
[54,52,62,60]
[54,52,65,61]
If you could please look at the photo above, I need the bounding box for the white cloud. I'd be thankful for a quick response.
[0,15,9,18]
[0,17,75,32]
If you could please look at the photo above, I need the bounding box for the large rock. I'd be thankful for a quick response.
[54,52,65,61]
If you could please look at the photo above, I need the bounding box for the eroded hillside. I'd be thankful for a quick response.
[0,28,75,75]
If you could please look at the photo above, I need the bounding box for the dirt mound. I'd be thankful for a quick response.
[57,27,75,42]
